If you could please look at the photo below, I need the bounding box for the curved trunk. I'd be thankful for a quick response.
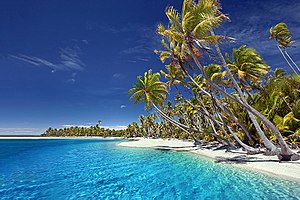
[278,45,298,75]
[185,98,257,152]
[187,44,296,160]
[152,103,231,145]
[185,99,233,146]
[153,103,201,144]
[284,50,300,74]
[210,30,277,153]
[178,60,254,142]
[209,97,259,153]
[213,94,253,142]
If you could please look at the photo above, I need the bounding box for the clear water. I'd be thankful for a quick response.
[0,139,299,200]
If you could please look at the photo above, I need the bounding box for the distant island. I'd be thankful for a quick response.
[42,125,127,138]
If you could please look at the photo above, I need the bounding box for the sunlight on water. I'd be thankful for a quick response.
[0,139,299,199]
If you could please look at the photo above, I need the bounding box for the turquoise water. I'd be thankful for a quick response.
[0,139,299,199]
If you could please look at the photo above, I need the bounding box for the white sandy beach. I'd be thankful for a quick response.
[118,138,300,182]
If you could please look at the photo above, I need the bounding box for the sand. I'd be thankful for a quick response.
[118,138,300,182]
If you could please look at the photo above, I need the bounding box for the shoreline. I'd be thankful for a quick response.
[0,136,123,140]
[118,138,300,182]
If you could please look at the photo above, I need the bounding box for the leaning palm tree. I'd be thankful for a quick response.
[226,46,277,152]
[129,69,213,144]
[226,46,270,89]
[128,69,191,138]
[270,23,300,75]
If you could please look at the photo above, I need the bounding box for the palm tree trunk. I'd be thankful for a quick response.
[212,93,253,142]
[217,112,259,153]
[210,30,278,153]
[277,45,298,75]
[152,103,230,145]
[153,103,202,144]
[177,58,254,142]
[208,95,259,153]
[184,99,234,146]
[175,86,230,141]
[284,50,300,74]
[175,85,240,147]
[185,97,257,152]
[187,43,296,160]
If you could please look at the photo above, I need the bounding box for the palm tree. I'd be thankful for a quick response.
[138,115,147,137]
[129,69,204,144]
[270,23,300,75]
[226,46,270,89]
[226,46,277,152]
[128,69,168,109]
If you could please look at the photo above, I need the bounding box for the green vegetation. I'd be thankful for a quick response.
[128,0,300,161]
[41,125,126,137]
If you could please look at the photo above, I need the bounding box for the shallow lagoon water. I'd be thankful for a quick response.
[0,139,299,199]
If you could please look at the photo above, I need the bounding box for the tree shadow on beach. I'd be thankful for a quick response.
[154,145,197,152]
[215,155,279,164]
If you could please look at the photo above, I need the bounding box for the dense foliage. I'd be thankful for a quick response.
[41,125,126,137]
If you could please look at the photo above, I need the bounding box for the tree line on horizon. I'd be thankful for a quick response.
[41,122,126,137]
[128,0,300,161]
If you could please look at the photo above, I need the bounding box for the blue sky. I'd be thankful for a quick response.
[0,0,299,135]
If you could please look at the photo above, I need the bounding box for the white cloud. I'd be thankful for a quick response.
[82,40,89,44]
[120,104,126,109]
[66,78,76,83]
[112,73,122,78]
[11,46,85,72]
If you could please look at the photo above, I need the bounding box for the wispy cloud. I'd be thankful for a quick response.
[120,104,126,109]
[11,46,85,72]
[99,25,129,34]
[89,23,160,63]
[112,73,122,79]
[218,0,300,70]
[82,40,89,45]
[99,23,160,62]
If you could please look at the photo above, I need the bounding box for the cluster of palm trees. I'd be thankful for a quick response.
[42,125,126,137]
[128,0,300,161]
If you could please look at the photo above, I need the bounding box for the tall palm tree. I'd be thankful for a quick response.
[225,45,277,152]
[270,23,300,75]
